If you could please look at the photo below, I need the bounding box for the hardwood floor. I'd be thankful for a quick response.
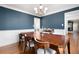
[0,42,36,54]
[0,32,79,54]
[0,43,21,54]
[68,32,79,54]
[0,43,58,54]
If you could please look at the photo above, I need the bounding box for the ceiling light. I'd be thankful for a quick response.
[34,4,48,16]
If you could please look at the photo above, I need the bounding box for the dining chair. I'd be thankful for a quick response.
[34,38,56,54]
[19,33,23,46]
[19,34,26,51]
[34,30,56,54]
[24,33,35,53]
[19,33,35,53]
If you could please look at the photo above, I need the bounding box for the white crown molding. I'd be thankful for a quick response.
[42,7,79,17]
[0,4,35,16]
[42,10,62,17]
[0,4,79,17]
[41,10,65,17]
[0,4,72,17]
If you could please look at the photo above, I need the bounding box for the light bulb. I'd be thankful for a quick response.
[35,10,38,13]
[34,7,38,13]
[45,7,48,11]
[34,7,37,11]
[62,24,64,26]
[44,10,46,13]
[40,5,43,9]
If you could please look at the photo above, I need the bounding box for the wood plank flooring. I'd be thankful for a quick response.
[68,32,79,54]
[0,42,36,54]
[0,43,21,54]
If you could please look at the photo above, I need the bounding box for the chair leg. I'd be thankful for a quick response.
[34,43,37,54]
[19,39,22,47]
[63,49,65,54]
[24,41,26,53]
[19,41,23,51]
[34,47,37,54]
[44,48,46,54]
[56,46,60,54]
[28,41,31,53]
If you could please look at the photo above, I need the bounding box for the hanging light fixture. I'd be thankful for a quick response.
[34,4,48,16]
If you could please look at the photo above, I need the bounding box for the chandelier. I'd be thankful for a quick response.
[34,4,48,16]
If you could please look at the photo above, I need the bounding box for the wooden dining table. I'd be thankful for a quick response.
[39,33,65,47]
[19,32,70,54]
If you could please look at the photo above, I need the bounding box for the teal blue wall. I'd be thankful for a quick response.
[0,6,79,30]
[41,7,79,29]
[41,12,64,29]
[0,6,35,30]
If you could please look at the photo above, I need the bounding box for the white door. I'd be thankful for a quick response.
[34,17,40,29]
[73,22,78,31]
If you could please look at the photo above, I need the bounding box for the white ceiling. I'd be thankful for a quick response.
[0,4,79,16]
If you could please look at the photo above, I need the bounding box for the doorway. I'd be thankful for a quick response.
[65,10,79,53]
[34,17,40,29]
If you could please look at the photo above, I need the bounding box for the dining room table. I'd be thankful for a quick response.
[19,32,70,54]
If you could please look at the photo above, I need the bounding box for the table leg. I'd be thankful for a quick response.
[67,41,70,54]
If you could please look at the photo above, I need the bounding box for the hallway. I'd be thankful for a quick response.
[68,32,79,54]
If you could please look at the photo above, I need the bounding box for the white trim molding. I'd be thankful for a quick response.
[0,4,35,16]
[53,29,65,35]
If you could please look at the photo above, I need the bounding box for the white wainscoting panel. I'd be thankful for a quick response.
[0,29,34,47]
[53,29,65,35]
